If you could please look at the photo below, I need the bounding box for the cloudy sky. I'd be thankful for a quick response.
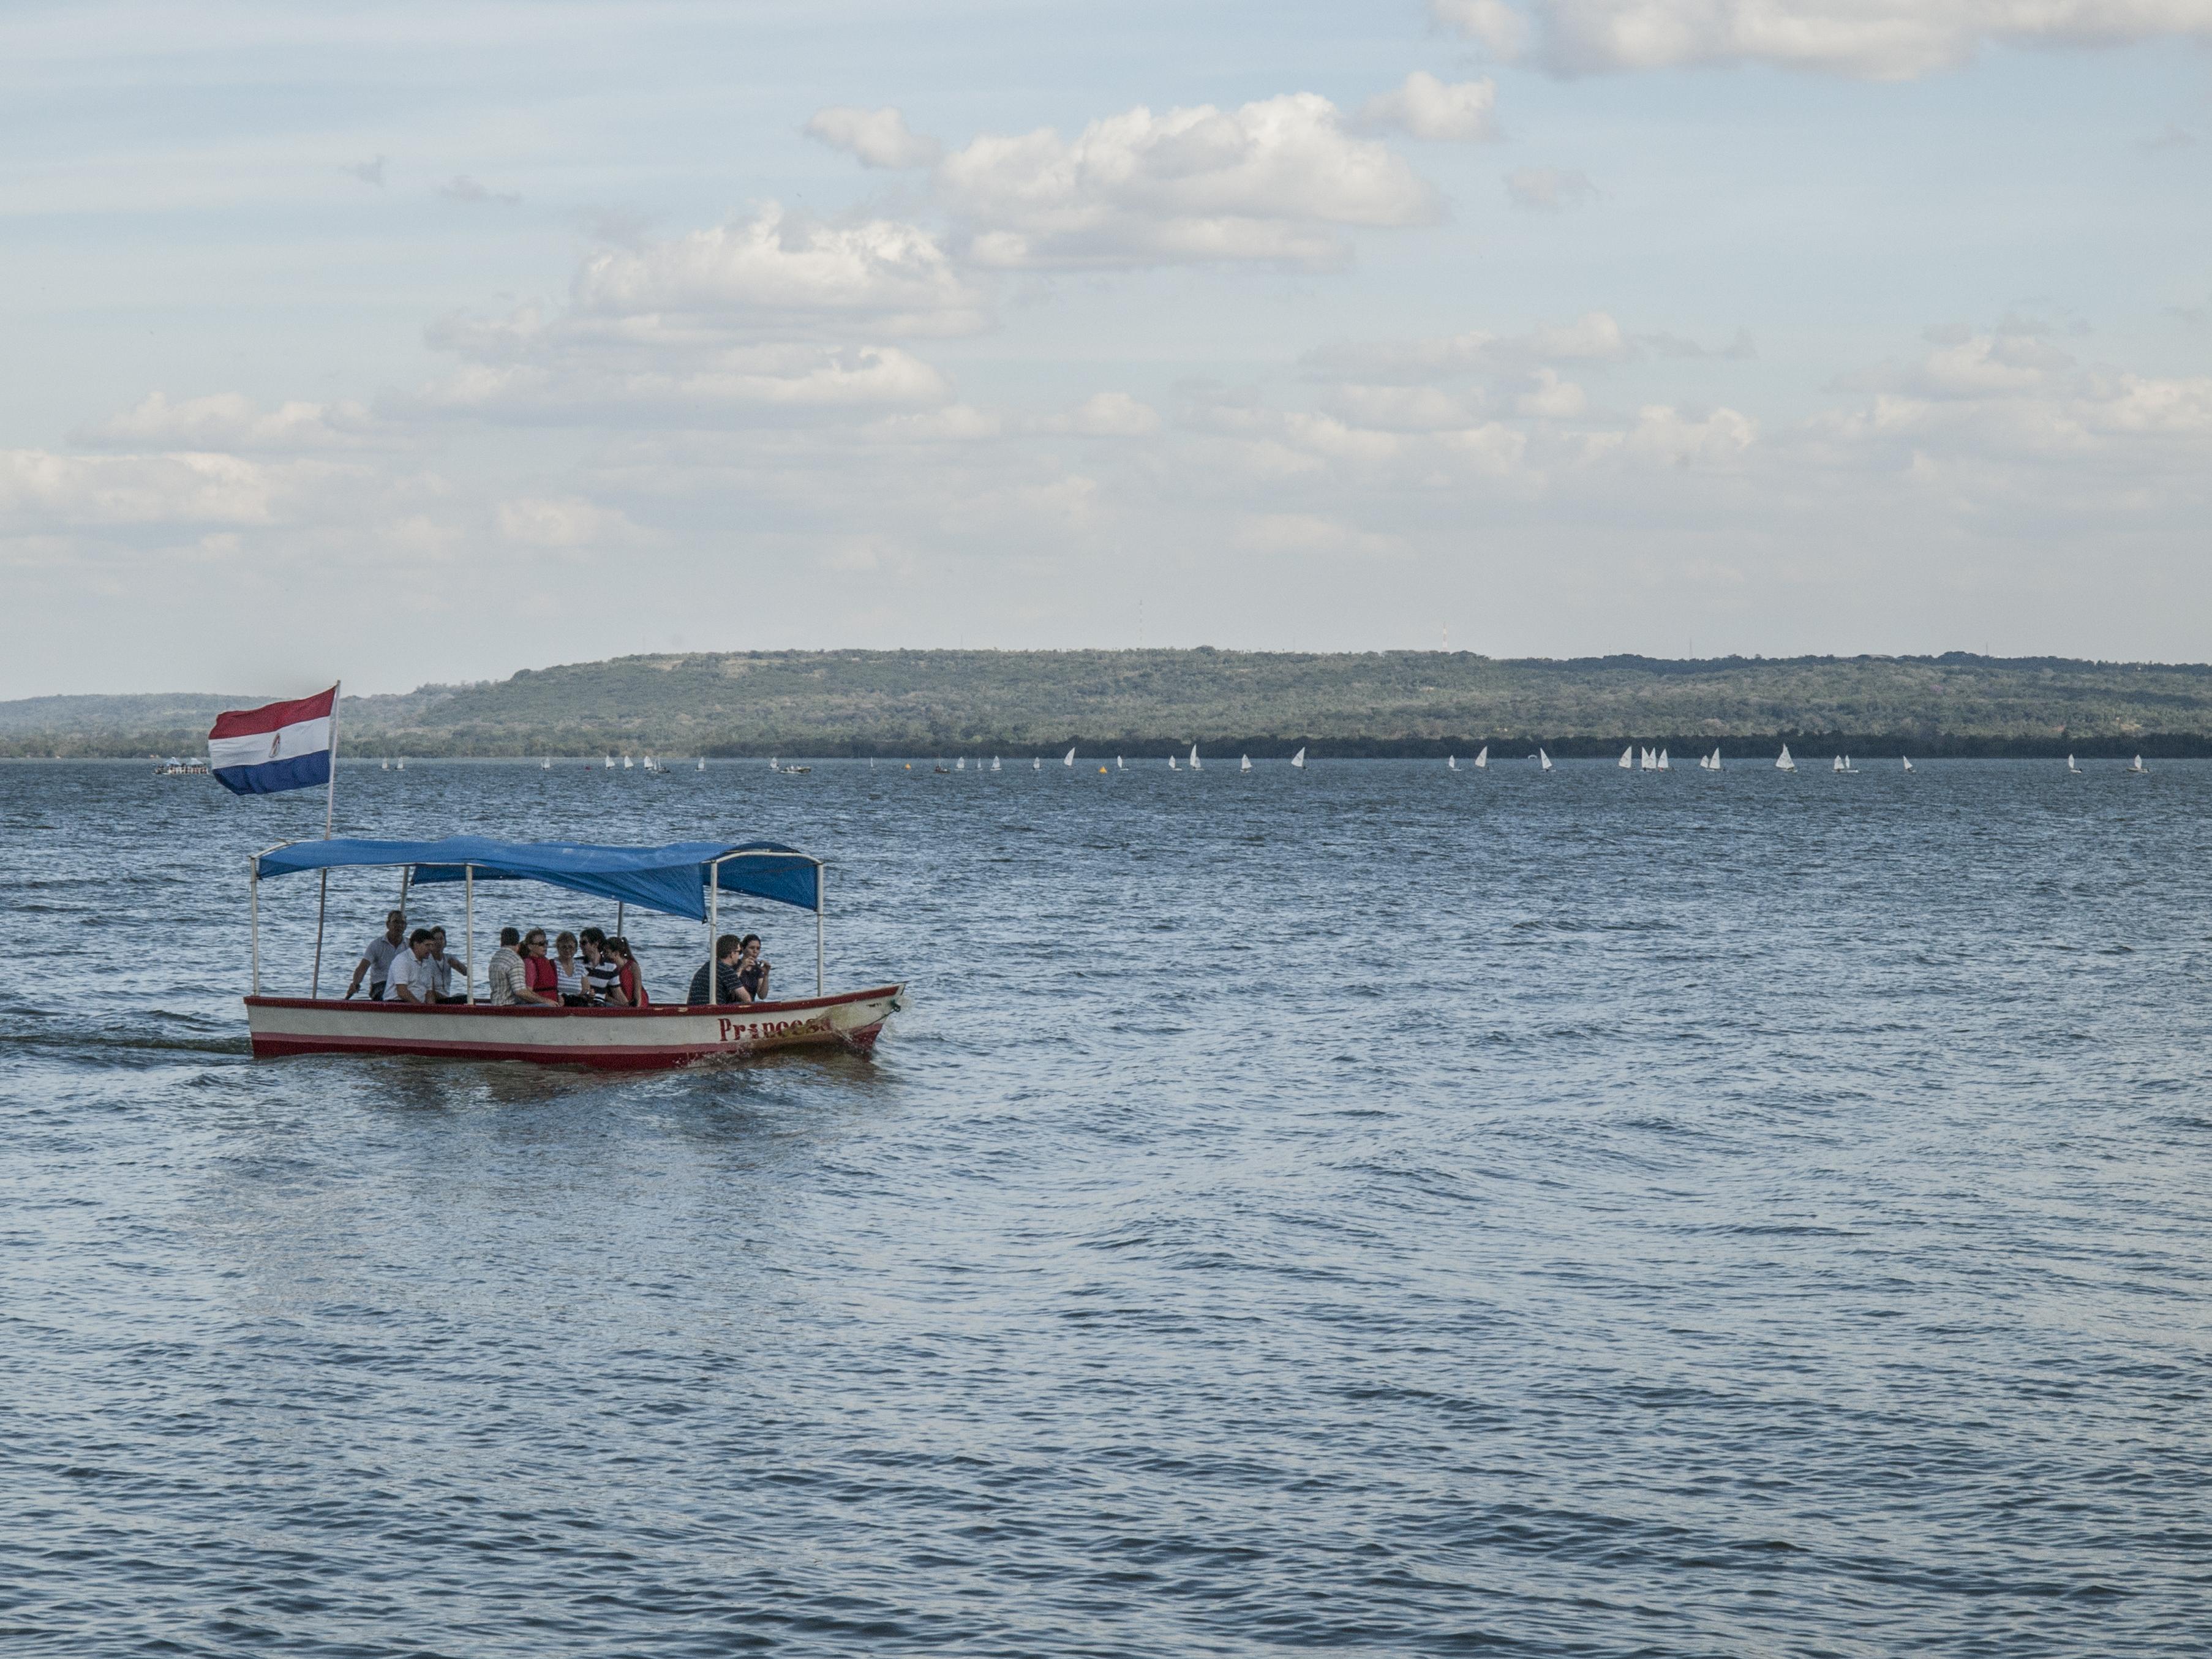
[4,0,2210,696]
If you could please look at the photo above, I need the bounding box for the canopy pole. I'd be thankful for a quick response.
[398,865,410,914]
[464,865,476,1006]
[815,862,825,997]
[310,678,341,998]
[250,860,261,997]
[616,900,625,938]
[708,862,720,1005]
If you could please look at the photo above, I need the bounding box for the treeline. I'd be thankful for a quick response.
[9,649,2212,758]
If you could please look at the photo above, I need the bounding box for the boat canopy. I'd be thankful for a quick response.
[252,836,819,920]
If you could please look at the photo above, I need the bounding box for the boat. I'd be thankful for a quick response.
[1657,749,1671,771]
[395,758,405,771]
[1446,755,1458,771]
[1063,746,1076,768]
[697,759,705,772]
[1240,754,1251,773]
[1473,747,1488,769]
[1116,756,1125,771]
[241,835,903,1069]
[1290,748,1306,770]
[1698,748,1720,771]
[603,755,614,769]
[1031,757,1040,772]
[2066,754,2081,774]
[541,758,552,771]
[1776,745,1796,772]
[955,756,966,772]
[1538,748,1552,771]
[1902,757,1913,772]
[1834,756,1858,774]
[380,758,391,772]
[991,756,1001,772]
[1167,754,1178,770]
[933,760,949,774]
[622,755,632,770]
[154,756,209,776]
[2127,754,2148,775]
[1619,746,1633,769]
[1189,745,1202,772]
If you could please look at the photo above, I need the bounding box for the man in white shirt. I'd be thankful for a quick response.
[346,911,407,1000]
[427,927,468,1003]
[382,930,438,1005]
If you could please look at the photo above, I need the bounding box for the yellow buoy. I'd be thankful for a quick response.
[1098,766,1108,773]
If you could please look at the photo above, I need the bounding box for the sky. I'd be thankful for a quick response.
[3,0,2210,697]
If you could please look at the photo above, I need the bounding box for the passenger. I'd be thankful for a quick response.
[382,928,438,1004]
[579,927,621,1004]
[688,934,746,1006]
[486,927,534,1006]
[552,931,592,1006]
[736,933,772,1003]
[520,930,561,1006]
[607,936,648,1006]
[345,909,407,1001]
[426,927,470,1004]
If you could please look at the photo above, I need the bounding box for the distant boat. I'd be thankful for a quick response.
[622,755,632,770]
[1064,746,1077,768]
[380,758,389,772]
[696,758,705,771]
[1116,756,1125,771]
[1776,745,1796,772]
[1657,748,1670,771]
[1290,747,1306,770]
[1538,748,1552,770]
[1240,754,1251,773]
[1619,745,1633,769]
[1834,755,1858,774]
[1032,756,1040,771]
[1189,745,1202,772]
[541,758,552,770]
[1902,756,1913,772]
[603,754,613,769]
[395,758,405,771]
[1446,755,1458,771]
[955,756,966,772]
[933,759,949,774]
[991,756,1001,772]
[1168,754,1178,770]
[2066,754,2081,774]
[2127,754,2148,775]
[1639,747,1656,772]
[1473,746,1488,769]
[1699,748,1721,771]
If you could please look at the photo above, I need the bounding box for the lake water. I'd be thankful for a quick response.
[6,756,2211,1657]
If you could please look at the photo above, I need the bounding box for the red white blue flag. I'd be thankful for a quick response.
[208,687,337,796]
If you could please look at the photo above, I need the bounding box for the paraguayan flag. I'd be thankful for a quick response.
[208,686,337,796]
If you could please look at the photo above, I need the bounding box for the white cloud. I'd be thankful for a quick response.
[1435,0,2212,79]
[413,342,953,421]
[1517,366,1589,418]
[805,105,944,169]
[440,174,520,205]
[571,203,987,338]
[72,391,384,451]
[0,450,280,527]
[1303,310,1633,382]
[935,93,1440,269]
[1042,392,1162,437]
[496,495,643,549]
[1358,73,1500,142]
[1505,165,1598,209]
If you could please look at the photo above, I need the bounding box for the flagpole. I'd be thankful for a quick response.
[310,680,340,998]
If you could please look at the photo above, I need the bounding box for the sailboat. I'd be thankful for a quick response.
[1538,748,1552,771]
[1639,747,1655,772]
[2127,754,2148,775]
[1063,746,1077,768]
[380,758,389,772]
[991,756,1001,772]
[1446,756,1458,772]
[955,756,966,772]
[697,758,705,771]
[603,754,614,770]
[1240,754,1251,773]
[1619,746,1634,769]
[1167,753,1178,771]
[1776,745,1796,772]
[1290,748,1306,770]
[1902,757,1913,772]
[395,758,405,771]
[1189,745,1202,772]
[1116,756,1125,771]
[1657,749,1671,771]
[1834,755,1858,774]
[2066,754,2081,774]
[541,758,552,771]
[1032,756,1040,771]
[1473,746,1488,769]
[1698,748,1720,771]
[622,754,633,770]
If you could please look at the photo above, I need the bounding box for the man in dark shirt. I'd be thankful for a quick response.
[580,927,621,1004]
[687,934,747,1006]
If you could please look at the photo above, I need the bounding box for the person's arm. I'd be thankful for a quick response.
[394,960,427,1005]
[345,954,371,999]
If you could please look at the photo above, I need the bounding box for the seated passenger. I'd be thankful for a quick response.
[347,909,407,1001]
[520,930,561,1006]
[552,931,592,1006]
[382,929,438,1004]
[607,936,649,1006]
[688,935,745,1006]
[580,927,620,1004]
[736,934,772,1003]
[427,927,469,1004]
[486,927,533,1006]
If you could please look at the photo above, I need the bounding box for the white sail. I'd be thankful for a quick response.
[1834,755,1844,772]
[1240,754,1251,772]
[1711,749,1721,771]
[1657,749,1670,770]
[1168,754,1178,770]
[2066,754,2080,772]
[769,757,777,772]
[1620,746,1633,769]
[956,756,965,770]
[395,758,405,770]
[380,758,389,771]
[992,756,1001,772]
[1290,747,1306,769]
[603,754,612,769]
[697,758,705,771]
[1447,756,1458,770]
[1902,756,1913,772]
[1538,748,1552,770]
[1032,756,1040,770]
[541,758,551,770]
[1189,745,1202,771]
[1473,746,1488,769]
[2129,754,2147,773]
[622,754,632,769]
[1064,746,1076,767]
[1116,756,1125,770]
[1776,745,1794,771]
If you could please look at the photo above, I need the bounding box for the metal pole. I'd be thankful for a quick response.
[398,866,410,914]
[465,865,476,1005]
[707,861,719,1005]
[250,861,261,996]
[309,679,341,998]
[814,860,825,996]
[615,900,624,937]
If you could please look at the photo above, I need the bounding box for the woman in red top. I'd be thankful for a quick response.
[521,930,560,1005]
[608,936,649,1007]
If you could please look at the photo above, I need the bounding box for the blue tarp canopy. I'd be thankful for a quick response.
[252,836,819,920]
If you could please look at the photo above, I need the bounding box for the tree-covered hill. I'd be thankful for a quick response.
[10,650,2212,758]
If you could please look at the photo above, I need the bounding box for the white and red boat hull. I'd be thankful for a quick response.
[244,984,906,1070]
